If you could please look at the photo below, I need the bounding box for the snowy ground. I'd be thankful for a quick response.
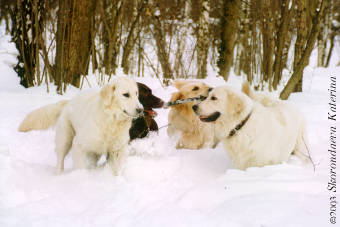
[1,30,339,227]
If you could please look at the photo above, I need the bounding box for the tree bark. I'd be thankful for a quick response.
[217,0,239,81]
[196,0,210,79]
[151,13,173,84]
[10,0,44,88]
[325,31,335,67]
[240,0,252,82]
[280,0,326,100]
[317,1,328,67]
[54,0,95,93]
[121,0,147,74]
[174,1,190,78]
[273,0,293,90]
[293,0,308,92]
[261,0,275,90]
[102,0,124,76]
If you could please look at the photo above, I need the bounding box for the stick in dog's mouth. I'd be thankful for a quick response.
[164,95,207,108]
[199,112,221,122]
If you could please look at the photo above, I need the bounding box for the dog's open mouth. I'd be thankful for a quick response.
[144,109,157,117]
[199,112,221,122]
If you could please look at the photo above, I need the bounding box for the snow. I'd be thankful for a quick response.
[1,27,340,227]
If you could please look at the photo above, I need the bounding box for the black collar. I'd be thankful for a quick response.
[228,111,252,138]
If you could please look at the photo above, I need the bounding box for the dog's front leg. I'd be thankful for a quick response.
[72,144,87,169]
[107,147,127,176]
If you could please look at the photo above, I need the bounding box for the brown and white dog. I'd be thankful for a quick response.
[167,80,218,149]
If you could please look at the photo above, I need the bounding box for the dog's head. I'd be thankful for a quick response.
[192,86,251,123]
[169,80,211,112]
[100,77,143,118]
[137,82,164,110]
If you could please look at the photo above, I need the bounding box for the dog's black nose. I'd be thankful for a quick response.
[192,105,198,112]
[159,100,164,107]
[199,95,207,101]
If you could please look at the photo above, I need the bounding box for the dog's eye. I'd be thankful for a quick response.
[192,86,199,91]
[208,87,213,92]
[123,93,130,98]
[211,96,217,101]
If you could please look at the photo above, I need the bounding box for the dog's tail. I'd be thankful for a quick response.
[241,81,277,107]
[294,119,316,170]
[18,100,69,132]
[241,81,252,97]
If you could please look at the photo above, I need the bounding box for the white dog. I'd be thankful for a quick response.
[19,77,143,174]
[192,83,310,170]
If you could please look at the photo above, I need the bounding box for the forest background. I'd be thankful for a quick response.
[0,0,339,99]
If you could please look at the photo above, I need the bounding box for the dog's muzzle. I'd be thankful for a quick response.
[124,108,144,118]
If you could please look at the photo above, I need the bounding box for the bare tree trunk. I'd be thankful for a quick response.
[137,36,144,77]
[69,0,95,87]
[273,0,293,90]
[234,40,242,76]
[280,0,326,100]
[317,0,330,67]
[174,1,189,78]
[281,29,293,72]
[325,0,339,67]
[151,14,173,84]
[54,0,95,93]
[317,30,326,67]
[121,0,147,74]
[100,0,124,76]
[325,31,335,67]
[90,12,97,74]
[240,0,252,82]
[54,0,68,92]
[260,0,275,90]
[196,0,210,79]
[217,0,239,81]
[293,0,309,92]
[10,0,43,88]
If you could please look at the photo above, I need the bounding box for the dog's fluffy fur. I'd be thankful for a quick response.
[18,77,142,174]
[193,82,310,169]
[167,80,218,149]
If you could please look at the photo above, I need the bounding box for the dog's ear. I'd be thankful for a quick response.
[170,92,183,102]
[100,84,115,108]
[226,91,245,116]
[173,80,189,90]
[137,82,151,94]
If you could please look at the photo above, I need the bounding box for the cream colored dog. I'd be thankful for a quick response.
[167,80,218,149]
[192,83,310,169]
[19,77,143,174]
